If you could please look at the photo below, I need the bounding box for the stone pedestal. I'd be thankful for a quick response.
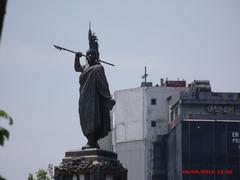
[54,149,127,180]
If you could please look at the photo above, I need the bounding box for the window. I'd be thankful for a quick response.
[151,98,157,105]
[151,121,156,127]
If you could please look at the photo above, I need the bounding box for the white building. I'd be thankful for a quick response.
[112,82,186,180]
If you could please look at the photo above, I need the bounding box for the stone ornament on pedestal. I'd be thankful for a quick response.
[54,149,127,180]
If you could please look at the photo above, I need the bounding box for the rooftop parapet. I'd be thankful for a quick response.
[180,91,240,104]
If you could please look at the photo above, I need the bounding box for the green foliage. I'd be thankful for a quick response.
[0,109,13,180]
[0,109,13,146]
[0,127,9,146]
[0,109,13,125]
[28,164,54,180]
[36,169,50,180]
[28,173,35,180]
[47,164,54,179]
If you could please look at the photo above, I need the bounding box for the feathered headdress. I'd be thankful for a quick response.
[88,22,99,59]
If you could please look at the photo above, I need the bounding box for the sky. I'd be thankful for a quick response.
[0,0,240,179]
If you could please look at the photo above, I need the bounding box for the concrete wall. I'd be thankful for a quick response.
[116,140,146,180]
[113,88,146,180]
[98,132,112,151]
[114,88,145,142]
[113,86,186,180]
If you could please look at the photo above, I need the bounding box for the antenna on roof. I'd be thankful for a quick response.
[141,66,152,87]
[142,66,148,83]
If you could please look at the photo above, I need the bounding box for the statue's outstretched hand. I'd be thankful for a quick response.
[75,52,83,59]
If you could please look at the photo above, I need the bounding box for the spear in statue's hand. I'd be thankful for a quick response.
[53,44,115,66]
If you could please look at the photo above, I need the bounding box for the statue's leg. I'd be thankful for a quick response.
[87,134,95,147]
[89,133,100,148]
[82,133,100,149]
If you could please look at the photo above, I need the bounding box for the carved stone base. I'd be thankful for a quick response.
[54,149,127,180]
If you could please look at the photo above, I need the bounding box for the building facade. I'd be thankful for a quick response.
[111,80,240,180]
[167,81,240,180]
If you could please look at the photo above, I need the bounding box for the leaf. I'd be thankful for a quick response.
[28,173,35,180]
[0,128,10,146]
[0,109,13,125]
[36,169,50,180]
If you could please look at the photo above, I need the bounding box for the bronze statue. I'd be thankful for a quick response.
[74,27,115,149]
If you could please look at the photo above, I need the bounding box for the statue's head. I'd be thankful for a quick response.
[86,49,99,64]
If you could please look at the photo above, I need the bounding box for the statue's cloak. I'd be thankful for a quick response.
[79,64,112,140]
